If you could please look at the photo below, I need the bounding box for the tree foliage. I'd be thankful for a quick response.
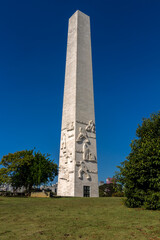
[99,183,123,197]
[116,112,160,209]
[0,149,58,193]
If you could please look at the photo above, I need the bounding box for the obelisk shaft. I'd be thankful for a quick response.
[57,11,98,197]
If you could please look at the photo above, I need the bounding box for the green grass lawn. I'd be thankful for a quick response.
[0,197,160,240]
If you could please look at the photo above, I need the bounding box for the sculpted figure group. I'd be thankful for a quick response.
[60,120,96,181]
[59,122,74,181]
[85,120,95,133]
[76,120,96,179]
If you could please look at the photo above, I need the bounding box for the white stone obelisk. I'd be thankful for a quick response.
[57,10,99,197]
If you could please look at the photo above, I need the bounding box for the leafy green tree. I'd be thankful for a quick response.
[0,149,58,193]
[116,112,160,209]
[99,183,116,197]
[99,182,123,197]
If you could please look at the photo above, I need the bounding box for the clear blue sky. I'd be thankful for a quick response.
[0,0,160,183]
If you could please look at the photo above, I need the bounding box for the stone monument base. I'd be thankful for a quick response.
[30,192,50,198]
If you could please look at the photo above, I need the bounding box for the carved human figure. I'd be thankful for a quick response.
[78,161,90,179]
[61,133,66,152]
[85,120,95,133]
[59,166,69,181]
[62,148,73,164]
[89,152,96,161]
[76,127,89,143]
[66,151,73,163]
[83,142,96,161]
[83,142,90,160]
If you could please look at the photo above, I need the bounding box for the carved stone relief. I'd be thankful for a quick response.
[59,155,74,181]
[83,142,96,161]
[68,134,74,138]
[59,122,76,184]
[76,150,83,153]
[76,127,89,143]
[78,161,91,180]
[76,120,88,125]
[85,120,95,133]
[67,122,74,131]
[61,120,97,181]
[61,130,74,159]
[66,150,73,163]
[59,166,69,181]
[62,147,73,164]
[61,133,66,153]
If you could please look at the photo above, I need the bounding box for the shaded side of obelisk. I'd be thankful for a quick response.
[57,10,99,197]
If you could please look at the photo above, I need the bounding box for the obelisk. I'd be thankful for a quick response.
[57,10,99,197]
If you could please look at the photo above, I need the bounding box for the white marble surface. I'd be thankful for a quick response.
[57,10,99,197]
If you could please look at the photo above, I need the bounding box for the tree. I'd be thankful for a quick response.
[0,149,58,193]
[116,112,160,209]
[99,182,123,197]
[99,183,116,197]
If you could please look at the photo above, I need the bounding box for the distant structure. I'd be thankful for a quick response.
[0,183,58,195]
[57,10,98,197]
[106,178,116,184]
[0,183,25,193]
[40,183,57,194]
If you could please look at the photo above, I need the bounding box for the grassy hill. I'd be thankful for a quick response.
[0,197,159,240]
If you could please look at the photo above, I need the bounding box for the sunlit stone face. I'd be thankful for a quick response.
[57,10,98,197]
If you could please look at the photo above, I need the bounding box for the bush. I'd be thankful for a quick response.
[116,112,160,210]
[144,192,160,210]
[99,183,124,197]
[124,197,142,208]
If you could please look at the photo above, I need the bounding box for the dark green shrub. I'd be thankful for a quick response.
[116,112,160,210]
[144,191,160,210]
[124,197,142,208]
